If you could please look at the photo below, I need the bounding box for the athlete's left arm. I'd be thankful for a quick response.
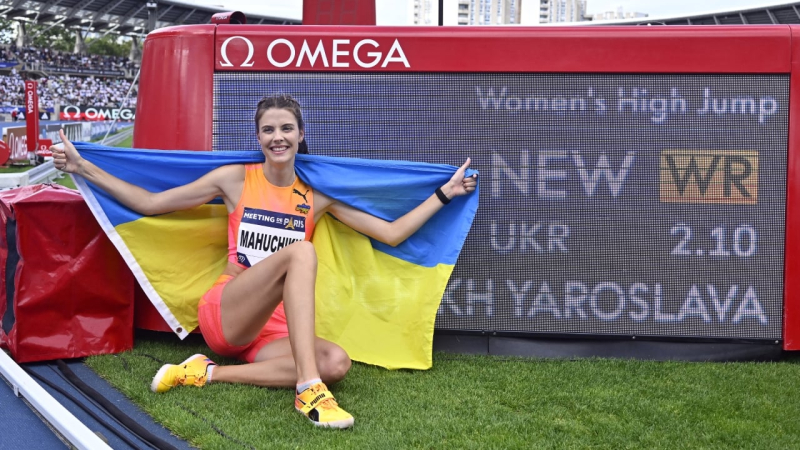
[314,158,477,247]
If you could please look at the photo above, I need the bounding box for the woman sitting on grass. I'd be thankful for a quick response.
[52,94,477,429]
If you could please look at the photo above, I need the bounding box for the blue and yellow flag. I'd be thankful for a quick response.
[71,142,478,370]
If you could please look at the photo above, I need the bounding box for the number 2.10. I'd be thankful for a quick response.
[670,224,757,257]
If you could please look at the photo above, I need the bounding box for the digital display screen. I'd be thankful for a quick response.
[213,72,787,340]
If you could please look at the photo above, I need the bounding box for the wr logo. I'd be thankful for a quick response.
[659,150,757,205]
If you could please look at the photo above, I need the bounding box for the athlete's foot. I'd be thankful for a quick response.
[151,354,216,393]
[295,381,354,429]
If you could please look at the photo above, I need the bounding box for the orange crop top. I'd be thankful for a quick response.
[228,164,316,268]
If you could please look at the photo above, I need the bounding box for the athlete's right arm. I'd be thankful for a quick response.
[52,129,237,216]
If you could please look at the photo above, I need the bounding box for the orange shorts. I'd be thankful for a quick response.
[197,274,290,363]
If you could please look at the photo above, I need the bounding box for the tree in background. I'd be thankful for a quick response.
[0,19,74,51]
[30,25,74,52]
[86,35,131,58]
[0,19,130,57]
[0,18,15,44]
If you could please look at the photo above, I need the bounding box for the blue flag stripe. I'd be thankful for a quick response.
[72,142,478,267]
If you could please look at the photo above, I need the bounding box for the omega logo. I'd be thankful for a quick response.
[62,105,81,119]
[25,82,35,114]
[219,36,410,69]
[219,36,255,67]
[61,105,135,120]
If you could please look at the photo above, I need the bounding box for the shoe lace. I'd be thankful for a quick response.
[317,396,341,411]
[303,384,341,411]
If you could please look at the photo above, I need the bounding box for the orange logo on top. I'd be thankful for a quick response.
[659,150,758,205]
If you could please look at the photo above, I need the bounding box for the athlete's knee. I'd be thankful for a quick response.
[289,241,317,267]
[318,345,351,384]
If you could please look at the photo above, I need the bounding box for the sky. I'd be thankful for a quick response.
[178,0,792,24]
[586,0,790,17]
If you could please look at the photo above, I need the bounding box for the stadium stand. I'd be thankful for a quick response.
[1,44,138,77]
[0,0,299,36]
[0,42,138,113]
[0,69,137,110]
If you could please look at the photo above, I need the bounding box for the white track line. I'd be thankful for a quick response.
[0,350,112,449]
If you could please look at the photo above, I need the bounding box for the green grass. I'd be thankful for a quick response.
[111,134,133,148]
[0,163,37,173]
[53,174,76,189]
[85,334,800,450]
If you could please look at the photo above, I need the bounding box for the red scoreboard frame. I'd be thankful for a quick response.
[133,24,800,350]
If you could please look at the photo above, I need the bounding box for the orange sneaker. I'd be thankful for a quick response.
[150,354,216,393]
[295,381,354,429]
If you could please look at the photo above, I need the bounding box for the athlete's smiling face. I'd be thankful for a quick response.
[257,108,304,164]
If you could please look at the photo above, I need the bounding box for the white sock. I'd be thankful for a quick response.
[206,365,215,383]
[297,378,321,394]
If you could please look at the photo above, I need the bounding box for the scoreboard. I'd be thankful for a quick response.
[134,24,800,350]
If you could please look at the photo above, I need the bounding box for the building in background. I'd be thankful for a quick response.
[529,0,587,23]
[554,0,587,23]
[592,7,648,21]
[455,0,522,25]
[430,0,647,26]
[411,0,437,25]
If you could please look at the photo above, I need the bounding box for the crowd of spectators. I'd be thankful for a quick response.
[0,44,138,74]
[0,68,138,110]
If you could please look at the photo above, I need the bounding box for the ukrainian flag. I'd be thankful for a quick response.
[72,142,478,370]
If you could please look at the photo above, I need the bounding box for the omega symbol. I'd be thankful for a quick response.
[219,36,254,67]
[62,105,81,119]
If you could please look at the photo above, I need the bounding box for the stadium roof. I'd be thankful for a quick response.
[4,0,800,37]
[0,0,300,36]
[595,1,800,25]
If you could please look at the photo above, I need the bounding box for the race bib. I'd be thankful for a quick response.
[236,207,307,267]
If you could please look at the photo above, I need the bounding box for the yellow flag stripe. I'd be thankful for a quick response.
[313,215,453,370]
